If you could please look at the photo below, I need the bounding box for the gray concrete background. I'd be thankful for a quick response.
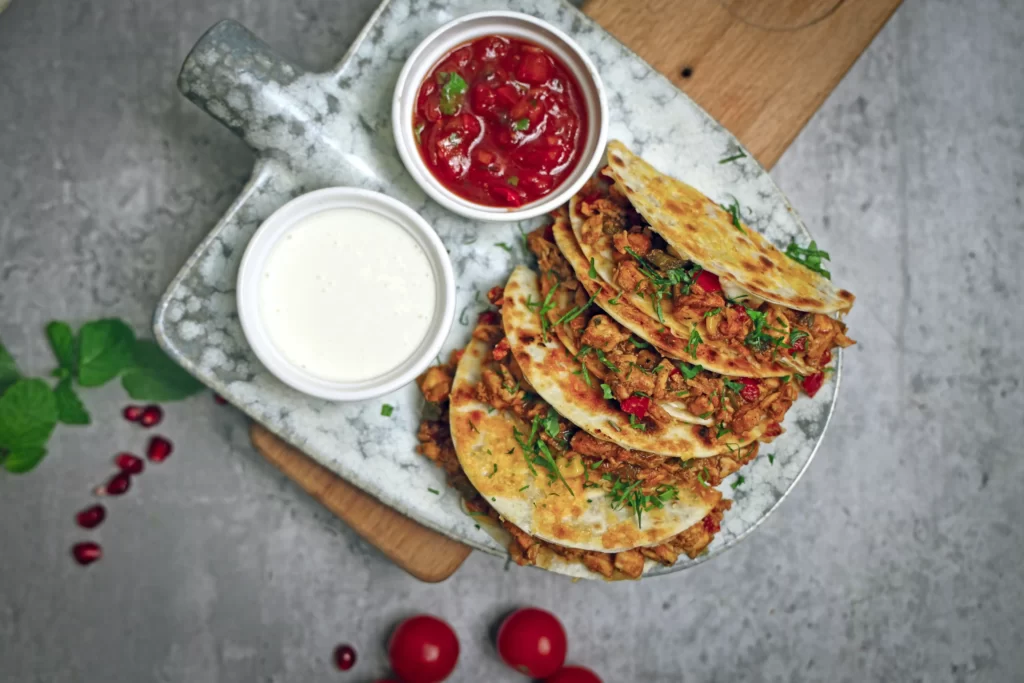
[1,0,1022,681]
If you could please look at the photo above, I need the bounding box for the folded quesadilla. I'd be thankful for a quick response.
[524,212,796,446]
[569,141,855,380]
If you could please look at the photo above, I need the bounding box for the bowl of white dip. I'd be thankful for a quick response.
[237,188,455,401]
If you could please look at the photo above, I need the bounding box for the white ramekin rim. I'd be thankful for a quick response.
[236,187,455,402]
[392,10,608,223]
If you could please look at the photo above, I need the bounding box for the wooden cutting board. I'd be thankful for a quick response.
[250,0,901,582]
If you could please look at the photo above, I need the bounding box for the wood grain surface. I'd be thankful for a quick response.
[249,0,900,582]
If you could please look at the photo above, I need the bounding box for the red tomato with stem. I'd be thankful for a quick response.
[388,615,460,683]
[545,666,603,683]
[497,608,567,678]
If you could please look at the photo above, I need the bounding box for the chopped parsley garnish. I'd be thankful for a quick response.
[607,420,622,432]
[686,328,702,359]
[572,364,592,387]
[675,361,703,380]
[519,484,530,492]
[428,487,440,495]
[628,414,646,431]
[590,459,604,470]
[487,464,498,478]
[704,307,722,318]
[730,475,746,490]
[380,403,394,417]
[722,378,745,394]
[715,423,731,438]
[540,408,561,440]
[607,292,623,305]
[720,197,745,234]
[629,336,650,349]
[785,329,809,351]
[514,414,574,497]
[768,453,775,465]
[743,307,784,352]
[595,349,619,373]
[438,72,468,115]
[719,150,747,164]
[608,476,679,529]
[697,467,711,488]
[507,176,519,187]
[526,281,560,342]
[554,291,599,327]
[495,242,514,253]
[623,246,697,322]
[588,258,598,278]
[600,383,614,400]
[697,411,713,419]
[515,118,530,131]
[785,240,832,279]
[468,420,479,433]
[506,447,515,454]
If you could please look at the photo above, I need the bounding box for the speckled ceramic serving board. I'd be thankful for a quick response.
[155,0,842,578]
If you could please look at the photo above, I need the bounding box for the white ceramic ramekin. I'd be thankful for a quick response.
[236,188,455,401]
[392,11,608,222]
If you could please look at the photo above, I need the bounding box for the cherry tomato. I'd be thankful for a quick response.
[496,608,567,678]
[787,335,807,355]
[764,422,783,438]
[694,269,722,293]
[388,615,459,683]
[545,666,603,683]
[821,349,832,366]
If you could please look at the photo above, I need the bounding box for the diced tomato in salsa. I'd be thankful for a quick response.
[738,377,760,403]
[412,35,588,208]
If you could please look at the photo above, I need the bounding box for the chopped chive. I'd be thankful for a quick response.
[380,404,394,417]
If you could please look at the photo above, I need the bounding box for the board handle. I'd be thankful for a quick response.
[177,20,311,153]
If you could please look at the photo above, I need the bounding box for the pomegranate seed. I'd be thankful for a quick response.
[123,405,144,422]
[139,405,163,427]
[147,436,173,463]
[96,471,131,496]
[213,393,227,405]
[114,453,144,474]
[333,644,357,671]
[76,504,106,529]
[72,542,102,566]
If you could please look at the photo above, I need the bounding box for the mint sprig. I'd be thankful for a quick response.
[121,340,204,401]
[78,319,135,387]
[46,321,76,378]
[0,340,19,394]
[0,379,58,451]
[0,319,205,474]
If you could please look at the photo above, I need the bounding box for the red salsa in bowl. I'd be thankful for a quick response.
[412,35,588,209]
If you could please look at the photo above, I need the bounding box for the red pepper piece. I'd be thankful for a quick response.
[801,373,825,398]
[738,377,760,403]
[764,422,783,438]
[788,335,807,355]
[694,270,722,293]
[620,395,651,420]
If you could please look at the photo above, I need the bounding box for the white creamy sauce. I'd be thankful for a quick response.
[259,208,436,382]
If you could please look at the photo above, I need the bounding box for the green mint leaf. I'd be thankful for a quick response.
[4,446,47,474]
[54,378,90,425]
[381,404,394,417]
[77,319,135,387]
[515,118,530,131]
[0,338,20,394]
[601,383,614,400]
[120,340,203,402]
[46,321,77,372]
[0,379,58,450]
